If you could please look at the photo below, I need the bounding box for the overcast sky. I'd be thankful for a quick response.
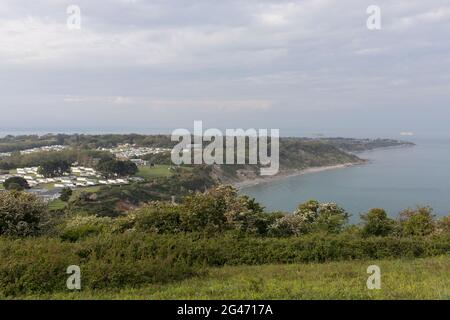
[1,0,449,137]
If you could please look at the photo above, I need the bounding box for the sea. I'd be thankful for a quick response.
[240,134,450,222]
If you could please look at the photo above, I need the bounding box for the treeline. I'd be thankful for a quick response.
[0,148,112,170]
[0,135,59,153]
[1,185,449,239]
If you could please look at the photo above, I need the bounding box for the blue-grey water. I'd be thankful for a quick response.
[241,135,450,222]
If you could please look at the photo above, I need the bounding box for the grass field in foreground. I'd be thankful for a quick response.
[19,256,449,300]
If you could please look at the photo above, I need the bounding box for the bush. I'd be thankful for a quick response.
[132,202,183,234]
[59,187,73,202]
[58,215,115,241]
[313,202,350,233]
[0,191,48,237]
[180,186,270,234]
[3,176,29,191]
[0,234,200,296]
[268,214,310,237]
[0,232,448,296]
[436,214,450,236]
[360,208,396,237]
[399,206,435,236]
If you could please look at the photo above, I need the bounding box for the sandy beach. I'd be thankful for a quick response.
[234,161,367,189]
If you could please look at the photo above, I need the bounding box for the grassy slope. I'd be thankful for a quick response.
[136,165,172,179]
[20,256,449,300]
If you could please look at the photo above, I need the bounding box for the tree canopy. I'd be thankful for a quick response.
[3,176,30,191]
[38,160,71,178]
[96,159,138,178]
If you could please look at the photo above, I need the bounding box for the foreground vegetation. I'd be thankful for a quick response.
[0,185,449,299]
[15,256,449,300]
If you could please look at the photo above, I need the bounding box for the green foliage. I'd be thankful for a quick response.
[270,199,349,236]
[0,191,48,237]
[132,202,183,234]
[361,208,396,237]
[59,187,73,202]
[313,202,350,233]
[294,199,320,223]
[38,160,71,178]
[128,186,269,235]
[0,134,58,153]
[0,234,200,296]
[58,215,115,241]
[0,148,112,170]
[268,214,309,237]
[437,215,450,236]
[96,159,138,178]
[399,206,435,236]
[0,232,448,297]
[3,176,30,190]
[24,256,448,300]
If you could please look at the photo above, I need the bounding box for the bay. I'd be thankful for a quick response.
[240,135,450,222]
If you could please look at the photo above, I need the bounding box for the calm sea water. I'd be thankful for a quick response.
[241,135,450,221]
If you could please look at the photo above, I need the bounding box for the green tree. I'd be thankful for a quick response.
[313,202,350,234]
[0,191,48,237]
[132,202,183,234]
[361,208,395,237]
[38,160,71,177]
[178,186,268,234]
[399,206,435,236]
[268,214,310,237]
[294,199,320,223]
[59,187,73,202]
[3,176,30,191]
[289,200,349,234]
[96,159,138,178]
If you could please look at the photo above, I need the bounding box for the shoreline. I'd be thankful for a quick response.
[234,161,366,190]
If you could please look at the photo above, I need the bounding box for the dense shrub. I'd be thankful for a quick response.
[58,215,115,241]
[3,176,30,191]
[399,206,435,236]
[0,191,48,237]
[437,215,450,236]
[270,200,349,236]
[128,186,269,235]
[0,232,448,296]
[313,202,350,233]
[268,214,309,237]
[0,234,200,296]
[132,202,183,234]
[59,187,73,202]
[360,208,396,237]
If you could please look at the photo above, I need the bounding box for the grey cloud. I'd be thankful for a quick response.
[0,0,449,135]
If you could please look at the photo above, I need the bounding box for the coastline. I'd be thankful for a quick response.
[234,161,366,190]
